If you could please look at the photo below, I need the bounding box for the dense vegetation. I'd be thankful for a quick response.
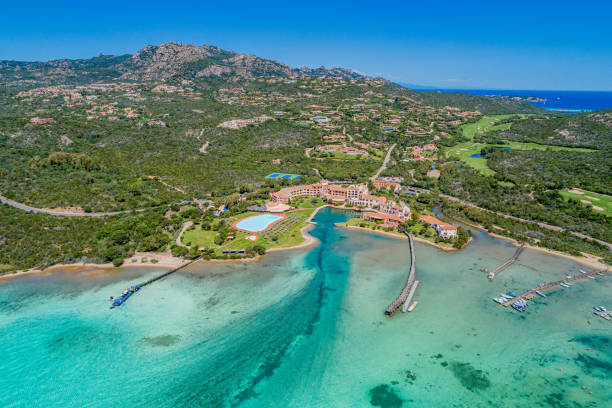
[0,42,609,273]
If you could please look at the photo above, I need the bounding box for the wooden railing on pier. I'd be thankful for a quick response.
[502,268,610,307]
[112,258,198,308]
[385,227,417,316]
[484,245,524,278]
[142,259,197,285]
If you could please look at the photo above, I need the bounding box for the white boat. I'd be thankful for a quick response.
[588,276,595,279]
[535,290,546,297]
[560,282,570,288]
[580,269,587,274]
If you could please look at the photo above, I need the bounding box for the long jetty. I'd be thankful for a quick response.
[110,258,198,308]
[502,267,611,307]
[483,245,524,279]
[385,227,417,316]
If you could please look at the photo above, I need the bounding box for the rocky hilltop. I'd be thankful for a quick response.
[0,41,367,86]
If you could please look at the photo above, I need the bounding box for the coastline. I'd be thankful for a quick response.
[336,223,461,252]
[450,216,609,270]
[1,208,327,282]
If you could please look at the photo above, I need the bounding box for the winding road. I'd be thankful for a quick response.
[0,194,145,217]
[371,143,396,181]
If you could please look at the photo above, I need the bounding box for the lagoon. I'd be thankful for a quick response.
[1,207,610,407]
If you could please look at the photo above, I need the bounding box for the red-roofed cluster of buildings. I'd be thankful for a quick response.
[419,215,458,239]
[373,179,401,192]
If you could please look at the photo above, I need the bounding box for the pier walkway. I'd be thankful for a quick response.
[110,258,198,308]
[502,268,610,307]
[385,227,417,315]
[483,245,524,279]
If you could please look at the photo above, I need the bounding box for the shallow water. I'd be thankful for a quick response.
[1,207,610,407]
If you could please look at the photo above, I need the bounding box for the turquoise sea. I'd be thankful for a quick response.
[1,208,611,407]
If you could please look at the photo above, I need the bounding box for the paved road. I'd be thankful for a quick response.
[371,144,396,181]
[0,194,141,217]
[176,221,193,248]
[438,193,612,249]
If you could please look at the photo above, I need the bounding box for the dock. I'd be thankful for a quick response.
[483,245,524,279]
[385,227,417,316]
[109,258,198,308]
[502,268,610,308]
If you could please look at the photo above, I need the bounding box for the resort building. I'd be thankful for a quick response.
[363,212,404,228]
[270,180,410,219]
[419,215,458,239]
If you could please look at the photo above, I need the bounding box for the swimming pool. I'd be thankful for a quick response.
[233,214,285,233]
[265,173,301,180]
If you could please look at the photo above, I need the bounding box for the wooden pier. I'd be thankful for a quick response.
[483,245,524,279]
[502,267,610,308]
[385,227,417,316]
[110,258,198,308]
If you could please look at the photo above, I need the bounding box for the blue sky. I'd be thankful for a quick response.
[2,1,611,90]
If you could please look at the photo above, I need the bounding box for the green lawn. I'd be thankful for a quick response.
[182,229,219,248]
[559,189,612,216]
[446,115,595,176]
[291,197,326,208]
[460,114,516,140]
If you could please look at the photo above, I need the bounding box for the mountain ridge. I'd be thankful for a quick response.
[0,41,370,86]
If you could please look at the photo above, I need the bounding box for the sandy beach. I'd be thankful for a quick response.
[1,217,323,281]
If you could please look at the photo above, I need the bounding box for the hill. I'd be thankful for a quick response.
[0,42,368,87]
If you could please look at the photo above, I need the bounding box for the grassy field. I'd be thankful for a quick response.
[182,229,219,248]
[446,115,595,176]
[559,189,612,216]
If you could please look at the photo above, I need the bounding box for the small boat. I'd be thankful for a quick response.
[493,298,504,304]
[407,301,418,312]
[500,294,512,300]
[536,291,546,297]
[511,300,527,312]
[588,276,595,279]
[580,269,587,274]
[507,291,518,297]
[600,306,607,312]
[560,282,570,288]
[594,306,604,312]
[487,272,494,279]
